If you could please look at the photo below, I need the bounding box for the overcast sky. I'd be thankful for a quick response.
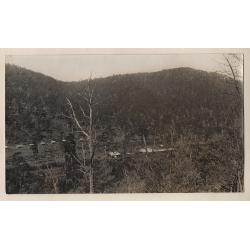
[5,54,240,82]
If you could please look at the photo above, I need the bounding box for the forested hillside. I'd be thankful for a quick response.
[6,64,242,143]
[5,64,244,193]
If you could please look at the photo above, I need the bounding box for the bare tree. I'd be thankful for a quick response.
[222,54,244,192]
[222,54,243,96]
[66,77,97,193]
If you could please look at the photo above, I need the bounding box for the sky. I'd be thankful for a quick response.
[5,53,241,82]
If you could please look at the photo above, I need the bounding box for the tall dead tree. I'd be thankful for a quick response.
[223,54,243,96]
[222,54,244,192]
[66,77,97,193]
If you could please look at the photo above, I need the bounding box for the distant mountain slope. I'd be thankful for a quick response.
[5,64,242,144]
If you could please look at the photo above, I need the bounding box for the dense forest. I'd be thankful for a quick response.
[5,63,244,193]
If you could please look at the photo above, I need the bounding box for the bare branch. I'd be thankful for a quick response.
[224,55,236,81]
[70,153,88,173]
[89,83,96,103]
[66,97,89,138]
[223,54,241,96]
[82,92,90,103]
[78,168,88,175]
[79,105,89,120]
[60,113,72,119]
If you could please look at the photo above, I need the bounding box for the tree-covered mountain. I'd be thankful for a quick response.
[5,63,242,145]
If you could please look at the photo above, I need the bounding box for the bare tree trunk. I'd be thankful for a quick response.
[170,128,175,147]
[122,129,129,158]
[153,128,157,152]
[81,142,86,167]
[237,169,243,192]
[89,168,94,193]
[88,98,94,193]
[89,138,94,193]
[142,134,148,156]
[124,168,130,193]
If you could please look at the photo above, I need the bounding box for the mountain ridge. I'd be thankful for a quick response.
[6,63,231,84]
[5,63,241,145]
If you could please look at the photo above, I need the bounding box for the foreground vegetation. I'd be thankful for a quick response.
[6,132,243,193]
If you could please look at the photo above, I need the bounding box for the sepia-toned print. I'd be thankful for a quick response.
[5,53,244,194]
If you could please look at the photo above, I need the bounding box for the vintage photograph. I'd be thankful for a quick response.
[5,53,244,194]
